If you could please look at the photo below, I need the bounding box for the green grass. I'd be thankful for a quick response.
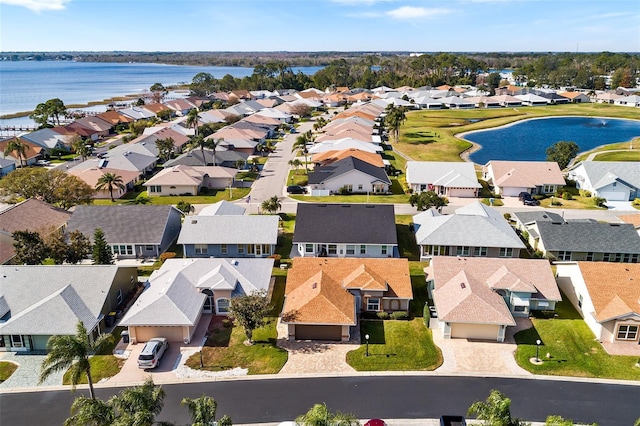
[397,222,419,261]
[574,139,640,162]
[63,356,125,385]
[291,192,409,204]
[593,151,640,161]
[92,188,250,205]
[514,296,640,380]
[269,276,286,316]
[346,318,442,371]
[538,195,606,210]
[408,261,429,317]
[287,169,308,186]
[398,104,640,163]
[0,361,18,383]
[186,318,287,375]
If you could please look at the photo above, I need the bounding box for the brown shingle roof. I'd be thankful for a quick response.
[577,262,640,322]
[283,258,412,325]
[312,149,384,168]
[618,214,640,228]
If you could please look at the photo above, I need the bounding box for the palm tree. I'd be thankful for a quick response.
[384,104,407,143]
[181,395,232,426]
[96,172,126,202]
[109,377,165,426]
[292,131,313,173]
[71,136,91,161]
[295,403,360,426]
[288,158,302,173]
[3,138,28,167]
[208,137,224,166]
[40,321,114,400]
[64,396,115,426]
[185,108,200,136]
[261,195,282,214]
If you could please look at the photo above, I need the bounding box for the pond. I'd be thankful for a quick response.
[463,116,640,164]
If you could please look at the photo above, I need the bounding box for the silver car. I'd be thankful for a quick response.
[137,337,169,369]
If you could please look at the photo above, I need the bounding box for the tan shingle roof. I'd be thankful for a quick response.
[312,149,384,168]
[577,262,640,322]
[283,258,412,325]
[487,161,565,187]
[618,214,640,228]
[0,198,71,235]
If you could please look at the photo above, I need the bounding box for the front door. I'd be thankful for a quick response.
[202,289,214,313]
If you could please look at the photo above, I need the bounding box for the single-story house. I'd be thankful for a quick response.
[144,165,237,196]
[425,256,561,342]
[282,258,413,342]
[613,95,640,107]
[0,157,15,177]
[307,156,391,195]
[164,147,249,169]
[413,202,524,261]
[0,137,43,167]
[292,203,398,258]
[69,167,139,200]
[556,262,640,349]
[567,161,640,202]
[312,149,384,169]
[518,219,640,262]
[308,138,382,155]
[20,128,70,153]
[199,200,246,216]
[406,161,481,198]
[178,215,279,258]
[120,258,273,343]
[0,198,72,264]
[66,205,182,259]
[618,214,640,237]
[558,92,591,103]
[514,93,549,106]
[483,160,566,196]
[0,265,138,352]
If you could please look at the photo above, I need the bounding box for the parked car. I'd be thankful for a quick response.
[440,415,467,426]
[36,159,51,166]
[429,305,438,318]
[287,185,307,194]
[137,337,169,369]
[518,192,540,206]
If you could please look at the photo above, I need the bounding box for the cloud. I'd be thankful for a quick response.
[0,0,70,12]
[386,6,451,19]
[331,0,394,4]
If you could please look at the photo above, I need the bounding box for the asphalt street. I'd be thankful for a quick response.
[1,376,639,425]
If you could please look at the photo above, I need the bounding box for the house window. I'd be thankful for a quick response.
[616,325,638,340]
[10,335,24,348]
[514,306,526,312]
[305,244,314,253]
[247,244,255,254]
[112,245,133,256]
[381,245,388,255]
[613,253,622,262]
[328,244,337,255]
[360,245,366,254]
[603,253,611,261]
[116,289,123,306]
[558,251,572,261]
[237,244,245,254]
[473,247,488,257]
[344,184,353,192]
[217,298,230,314]
[220,244,228,255]
[367,298,380,311]
[194,244,208,255]
[586,252,594,261]
[543,185,555,193]
[145,245,154,251]
[262,245,271,255]
[578,294,583,308]
[623,253,631,263]
[148,185,161,193]
[499,248,513,257]
[346,245,355,255]
[358,184,363,190]
[632,254,639,263]
[456,246,470,256]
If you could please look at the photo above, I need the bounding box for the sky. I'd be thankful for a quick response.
[0,0,639,52]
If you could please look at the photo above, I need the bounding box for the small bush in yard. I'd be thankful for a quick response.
[579,189,592,197]
[562,192,572,200]
[376,311,390,320]
[390,311,408,320]
[160,252,176,263]
[632,198,640,206]
[593,197,607,207]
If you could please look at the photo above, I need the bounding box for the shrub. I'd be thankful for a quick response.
[159,252,176,263]
[390,311,409,320]
[579,189,592,197]
[562,192,572,200]
[269,254,282,267]
[521,230,530,241]
[503,213,512,221]
[593,197,607,207]
[533,194,546,200]
[376,311,390,320]
[222,318,233,328]
[632,198,640,206]
[338,186,351,195]
[551,200,563,206]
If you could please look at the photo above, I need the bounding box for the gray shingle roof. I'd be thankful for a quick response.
[512,211,564,226]
[177,215,278,245]
[164,148,248,167]
[578,161,640,190]
[307,156,390,185]
[67,205,180,245]
[293,203,397,245]
[535,221,640,253]
[0,265,126,335]
[406,161,481,188]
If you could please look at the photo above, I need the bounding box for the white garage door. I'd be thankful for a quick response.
[502,187,528,197]
[599,191,627,201]
[449,188,476,198]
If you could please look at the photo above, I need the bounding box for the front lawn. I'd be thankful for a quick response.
[93,188,250,206]
[0,361,18,383]
[290,191,409,204]
[538,195,606,210]
[346,318,442,371]
[185,318,287,375]
[593,150,640,161]
[514,297,640,380]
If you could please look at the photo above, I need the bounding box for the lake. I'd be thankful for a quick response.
[0,61,323,117]
[464,116,640,164]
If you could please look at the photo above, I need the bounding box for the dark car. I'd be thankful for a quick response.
[287,185,307,194]
[518,192,540,206]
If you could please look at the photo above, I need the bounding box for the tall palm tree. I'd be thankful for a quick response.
[181,395,232,426]
[292,131,313,173]
[208,137,224,166]
[95,172,125,202]
[3,138,28,167]
[185,108,200,136]
[40,321,114,400]
[64,396,115,426]
[109,377,165,426]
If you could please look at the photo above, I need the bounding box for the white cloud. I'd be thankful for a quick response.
[0,0,70,12]
[386,6,451,19]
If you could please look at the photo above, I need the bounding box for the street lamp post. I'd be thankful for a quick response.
[365,334,370,357]
[536,339,541,362]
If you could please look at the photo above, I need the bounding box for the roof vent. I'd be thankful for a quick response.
[460,283,466,289]
[312,282,317,289]
[232,259,239,266]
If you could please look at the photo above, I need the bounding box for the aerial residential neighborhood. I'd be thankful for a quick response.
[0,47,640,424]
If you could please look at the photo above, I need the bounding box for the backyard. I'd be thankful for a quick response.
[514,296,640,381]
